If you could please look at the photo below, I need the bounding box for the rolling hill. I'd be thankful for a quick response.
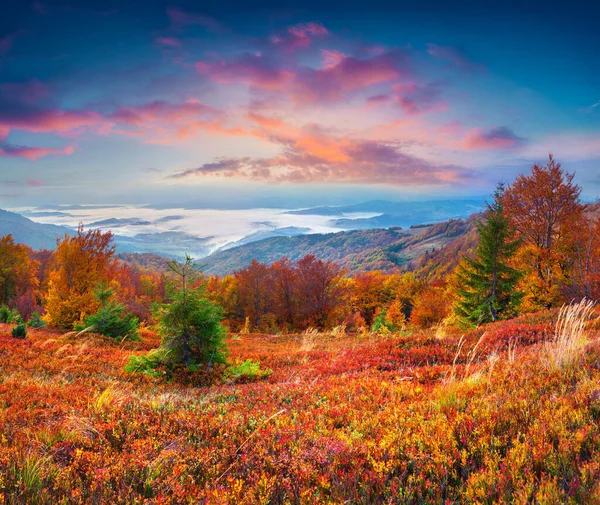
[0,208,75,250]
[201,215,480,276]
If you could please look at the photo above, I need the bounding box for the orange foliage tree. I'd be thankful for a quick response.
[502,154,583,309]
[0,234,39,317]
[205,274,241,330]
[409,281,451,328]
[44,226,116,328]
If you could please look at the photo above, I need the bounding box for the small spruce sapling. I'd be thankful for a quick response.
[159,255,227,367]
[75,283,139,340]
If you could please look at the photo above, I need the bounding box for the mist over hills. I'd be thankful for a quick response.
[0,199,483,274]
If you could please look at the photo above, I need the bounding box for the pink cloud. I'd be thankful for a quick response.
[169,114,472,185]
[25,177,46,186]
[196,54,292,90]
[272,22,329,52]
[155,36,181,48]
[108,99,237,143]
[321,49,346,69]
[293,52,409,103]
[0,80,49,105]
[0,93,235,147]
[196,50,410,104]
[462,126,525,150]
[366,94,392,106]
[0,31,26,56]
[0,108,106,136]
[392,82,446,115]
[0,144,75,160]
[109,99,220,125]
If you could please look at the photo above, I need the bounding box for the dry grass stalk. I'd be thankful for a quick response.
[546,298,596,370]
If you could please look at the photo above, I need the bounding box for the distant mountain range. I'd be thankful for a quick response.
[0,208,74,250]
[287,199,483,230]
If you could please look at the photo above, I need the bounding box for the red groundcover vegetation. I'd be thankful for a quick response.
[2,315,600,504]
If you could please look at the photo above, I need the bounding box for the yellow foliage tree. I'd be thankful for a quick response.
[44,226,116,328]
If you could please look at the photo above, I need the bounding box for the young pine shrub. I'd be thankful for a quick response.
[126,256,228,377]
[74,284,139,340]
[0,306,21,324]
[0,305,10,323]
[545,298,596,370]
[12,323,27,339]
[27,311,46,329]
[370,308,399,335]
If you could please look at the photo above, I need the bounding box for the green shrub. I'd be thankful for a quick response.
[226,360,272,382]
[0,306,19,324]
[371,309,396,334]
[12,323,27,339]
[125,349,169,378]
[125,256,228,379]
[74,284,139,340]
[27,311,46,328]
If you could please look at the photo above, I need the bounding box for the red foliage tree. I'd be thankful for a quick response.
[295,255,346,329]
[502,154,583,308]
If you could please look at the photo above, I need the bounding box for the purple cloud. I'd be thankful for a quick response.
[462,126,526,150]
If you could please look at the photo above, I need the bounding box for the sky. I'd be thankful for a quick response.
[1,0,599,209]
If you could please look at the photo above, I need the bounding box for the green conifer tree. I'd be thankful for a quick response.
[454,184,523,327]
[75,283,139,340]
[159,255,227,366]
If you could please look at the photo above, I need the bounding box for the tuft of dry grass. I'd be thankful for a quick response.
[301,327,319,352]
[545,298,596,370]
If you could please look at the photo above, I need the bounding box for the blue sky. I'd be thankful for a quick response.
[1,0,599,207]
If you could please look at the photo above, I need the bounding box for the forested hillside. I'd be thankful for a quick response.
[202,218,477,276]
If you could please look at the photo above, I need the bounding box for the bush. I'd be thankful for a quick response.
[0,306,20,324]
[371,309,395,334]
[158,257,227,366]
[226,360,272,383]
[125,349,170,378]
[27,311,46,329]
[12,323,27,339]
[126,256,228,379]
[74,285,139,340]
[75,304,139,340]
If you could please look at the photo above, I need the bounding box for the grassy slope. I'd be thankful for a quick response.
[202,217,478,276]
[2,313,600,503]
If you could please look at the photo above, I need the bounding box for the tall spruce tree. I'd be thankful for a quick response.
[454,184,523,327]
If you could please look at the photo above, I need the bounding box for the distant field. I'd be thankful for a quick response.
[2,312,600,504]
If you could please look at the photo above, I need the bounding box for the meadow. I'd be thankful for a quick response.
[2,306,600,504]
